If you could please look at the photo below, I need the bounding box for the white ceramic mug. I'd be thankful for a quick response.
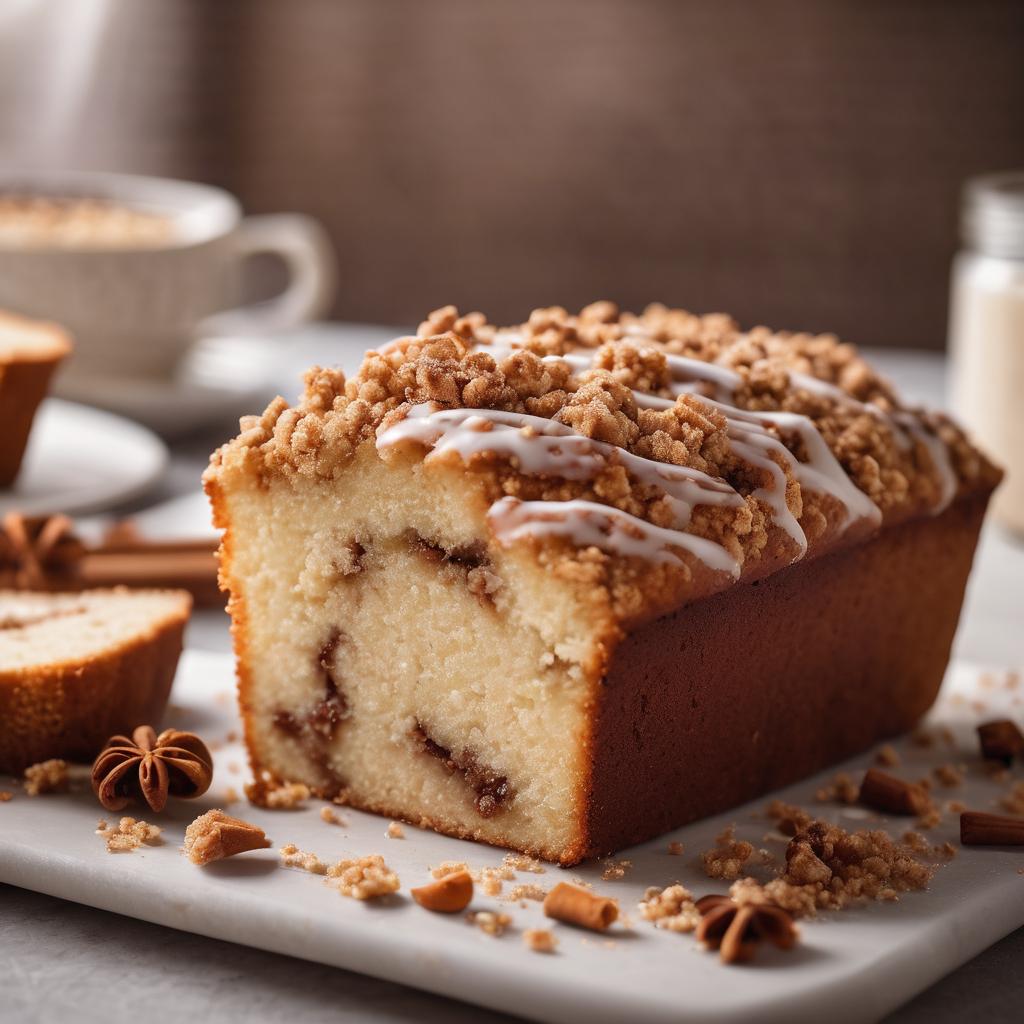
[0,169,337,388]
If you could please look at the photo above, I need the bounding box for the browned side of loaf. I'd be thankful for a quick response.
[581,491,991,860]
[0,611,189,773]
[0,357,65,487]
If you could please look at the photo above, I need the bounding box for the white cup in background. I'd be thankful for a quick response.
[0,169,337,389]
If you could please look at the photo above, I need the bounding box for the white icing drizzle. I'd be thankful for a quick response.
[373,319,955,572]
[487,496,741,579]
[376,405,745,531]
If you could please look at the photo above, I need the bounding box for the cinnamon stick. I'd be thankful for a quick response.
[960,811,1024,846]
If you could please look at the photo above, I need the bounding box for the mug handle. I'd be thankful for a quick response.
[205,213,337,334]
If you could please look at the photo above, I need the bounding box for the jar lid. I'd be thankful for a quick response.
[963,171,1024,259]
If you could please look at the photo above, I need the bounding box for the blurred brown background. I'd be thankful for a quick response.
[2,0,1023,347]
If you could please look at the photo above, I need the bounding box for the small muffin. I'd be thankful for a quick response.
[0,310,73,487]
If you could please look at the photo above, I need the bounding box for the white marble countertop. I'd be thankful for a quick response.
[3,334,1022,1024]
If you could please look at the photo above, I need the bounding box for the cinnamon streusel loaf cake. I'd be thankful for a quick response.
[205,303,1000,864]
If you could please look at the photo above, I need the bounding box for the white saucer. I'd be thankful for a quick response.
[55,323,404,437]
[1,399,168,516]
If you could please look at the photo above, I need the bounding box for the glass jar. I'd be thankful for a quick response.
[949,171,1024,535]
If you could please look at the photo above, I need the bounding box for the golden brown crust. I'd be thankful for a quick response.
[0,588,191,772]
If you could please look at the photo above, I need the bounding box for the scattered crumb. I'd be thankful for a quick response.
[386,821,405,839]
[279,843,328,875]
[936,842,957,859]
[183,809,270,865]
[771,819,933,914]
[933,764,964,788]
[984,763,1012,784]
[226,730,238,743]
[902,831,930,853]
[23,759,68,796]
[467,910,512,936]
[916,805,943,830]
[601,858,632,881]
[223,787,240,804]
[948,800,968,814]
[815,772,860,804]
[523,928,558,953]
[227,761,240,774]
[246,777,310,809]
[910,728,935,748]
[431,860,470,879]
[0,790,12,802]
[638,884,700,932]
[667,840,684,856]
[320,806,347,825]
[504,883,547,903]
[1000,781,1024,815]
[702,826,754,880]
[97,816,162,853]
[502,852,546,873]
[327,855,400,899]
[765,800,813,836]
[875,744,901,767]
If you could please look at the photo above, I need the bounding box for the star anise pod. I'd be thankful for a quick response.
[695,894,798,964]
[0,512,84,588]
[91,725,213,813]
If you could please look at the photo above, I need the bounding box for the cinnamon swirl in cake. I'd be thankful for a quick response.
[205,302,1000,864]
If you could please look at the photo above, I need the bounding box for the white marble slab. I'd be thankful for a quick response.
[2,651,1022,1024]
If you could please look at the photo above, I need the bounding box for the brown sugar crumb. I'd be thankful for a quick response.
[467,910,512,936]
[246,777,310,809]
[601,857,633,881]
[1000,781,1024,815]
[902,831,930,853]
[916,805,943,830]
[23,759,68,796]
[765,800,813,836]
[503,883,547,904]
[815,772,861,804]
[911,728,935,748]
[320,806,347,825]
[279,843,328,875]
[523,928,558,953]
[0,790,12,802]
[638,884,701,932]
[875,744,901,768]
[668,840,685,856]
[183,810,270,865]
[97,816,162,853]
[327,855,400,899]
[223,787,240,804]
[386,821,405,839]
[502,852,546,874]
[936,842,957,858]
[933,763,964,788]
[728,877,819,918]
[702,826,755,880]
[431,859,470,879]
[948,800,968,814]
[782,819,933,911]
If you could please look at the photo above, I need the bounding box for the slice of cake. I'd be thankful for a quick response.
[0,587,191,772]
[205,302,1000,864]
[0,310,72,486]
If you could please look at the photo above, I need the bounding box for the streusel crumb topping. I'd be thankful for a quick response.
[208,303,999,620]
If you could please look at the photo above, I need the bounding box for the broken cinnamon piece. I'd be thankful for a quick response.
[960,811,1024,846]
[543,882,618,931]
[411,870,474,913]
[977,720,1024,765]
[859,769,930,816]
